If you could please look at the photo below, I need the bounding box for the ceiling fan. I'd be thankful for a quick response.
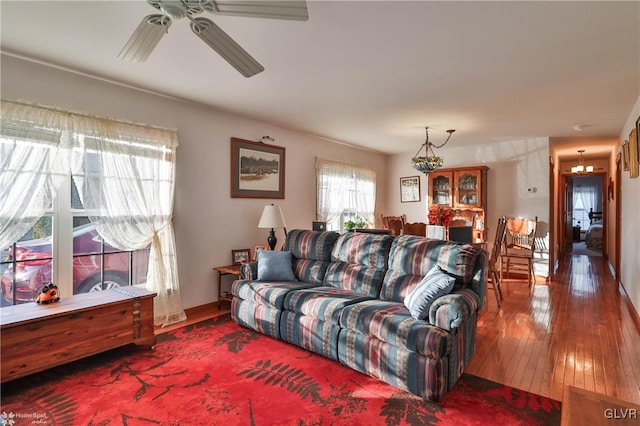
[118,0,308,78]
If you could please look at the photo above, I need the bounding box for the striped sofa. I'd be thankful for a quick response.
[231,229,487,401]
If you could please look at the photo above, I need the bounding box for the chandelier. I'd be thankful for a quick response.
[411,127,455,174]
[571,149,594,174]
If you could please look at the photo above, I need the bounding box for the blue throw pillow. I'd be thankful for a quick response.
[257,250,297,281]
[404,266,455,320]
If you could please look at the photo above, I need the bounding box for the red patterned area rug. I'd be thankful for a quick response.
[1,314,561,425]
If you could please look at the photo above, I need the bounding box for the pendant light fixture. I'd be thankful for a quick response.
[571,150,594,174]
[411,127,455,174]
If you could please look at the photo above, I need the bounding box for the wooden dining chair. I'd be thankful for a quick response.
[402,222,427,236]
[381,214,406,236]
[488,217,508,306]
[501,216,538,287]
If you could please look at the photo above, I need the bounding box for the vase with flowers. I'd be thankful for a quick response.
[428,206,455,227]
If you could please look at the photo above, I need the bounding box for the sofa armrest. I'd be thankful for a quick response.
[240,261,258,280]
[428,289,479,331]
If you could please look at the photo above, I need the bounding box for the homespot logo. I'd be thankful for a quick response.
[604,408,638,419]
[1,412,48,424]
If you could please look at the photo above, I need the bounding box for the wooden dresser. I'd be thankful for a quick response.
[1,286,156,383]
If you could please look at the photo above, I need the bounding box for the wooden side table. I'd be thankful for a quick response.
[213,264,242,310]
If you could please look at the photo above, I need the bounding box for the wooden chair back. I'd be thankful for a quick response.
[505,216,537,252]
[490,217,508,267]
[402,222,427,236]
[381,214,406,236]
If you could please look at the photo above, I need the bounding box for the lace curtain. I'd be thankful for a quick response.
[573,183,601,227]
[70,116,185,327]
[315,158,376,229]
[0,102,70,249]
[0,100,185,326]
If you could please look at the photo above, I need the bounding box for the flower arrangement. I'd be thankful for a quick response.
[428,206,455,227]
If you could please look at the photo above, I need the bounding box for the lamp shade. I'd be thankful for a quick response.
[258,204,287,229]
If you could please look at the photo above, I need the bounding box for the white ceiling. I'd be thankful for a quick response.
[1,1,638,155]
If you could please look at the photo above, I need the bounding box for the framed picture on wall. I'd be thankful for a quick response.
[623,140,630,171]
[231,137,285,198]
[400,176,421,202]
[630,127,639,178]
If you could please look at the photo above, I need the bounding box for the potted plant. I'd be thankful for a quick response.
[344,215,367,230]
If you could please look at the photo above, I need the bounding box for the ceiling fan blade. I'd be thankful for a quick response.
[202,1,308,21]
[118,14,172,62]
[190,17,264,78]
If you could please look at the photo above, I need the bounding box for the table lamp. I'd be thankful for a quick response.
[258,204,287,250]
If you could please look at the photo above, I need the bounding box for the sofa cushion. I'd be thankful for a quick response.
[257,250,297,281]
[404,266,456,320]
[380,235,481,303]
[339,299,451,359]
[323,232,394,297]
[283,230,340,285]
[231,280,318,309]
[283,287,374,323]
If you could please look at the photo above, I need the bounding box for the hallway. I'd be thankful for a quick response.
[468,254,640,404]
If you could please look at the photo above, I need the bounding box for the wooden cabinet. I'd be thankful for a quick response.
[428,166,489,243]
[1,287,156,383]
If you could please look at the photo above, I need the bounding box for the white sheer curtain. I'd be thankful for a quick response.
[315,158,376,230]
[1,99,185,326]
[0,101,70,250]
[71,115,185,327]
[574,185,598,218]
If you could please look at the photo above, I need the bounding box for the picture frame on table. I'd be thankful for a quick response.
[252,244,270,261]
[231,137,285,198]
[400,176,421,203]
[232,249,250,265]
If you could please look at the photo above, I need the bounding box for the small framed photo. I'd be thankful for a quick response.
[312,221,326,231]
[232,249,250,265]
[400,176,421,203]
[231,137,285,199]
[252,244,269,261]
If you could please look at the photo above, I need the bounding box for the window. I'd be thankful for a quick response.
[0,171,150,306]
[1,101,184,326]
[316,158,376,231]
[572,196,590,231]
[572,181,601,231]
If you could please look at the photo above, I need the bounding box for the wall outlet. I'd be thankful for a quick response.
[527,187,537,193]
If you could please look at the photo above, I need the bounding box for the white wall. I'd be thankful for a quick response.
[388,137,550,242]
[619,95,640,314]
[0,55,388,310]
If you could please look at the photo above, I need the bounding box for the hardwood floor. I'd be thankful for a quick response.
[161,254,640,405]
[468,254,640,405]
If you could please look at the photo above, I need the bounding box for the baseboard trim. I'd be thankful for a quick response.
[619,282,640,334]
[154,302,229,335]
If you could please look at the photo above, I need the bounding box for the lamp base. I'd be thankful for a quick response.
[267,228,277,251]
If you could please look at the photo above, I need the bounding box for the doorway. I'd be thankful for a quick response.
[567,174,605,257]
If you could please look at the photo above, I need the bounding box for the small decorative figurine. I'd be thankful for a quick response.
[36,283,61,304]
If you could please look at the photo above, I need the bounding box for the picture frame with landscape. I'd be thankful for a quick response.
[231,137,285,198]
